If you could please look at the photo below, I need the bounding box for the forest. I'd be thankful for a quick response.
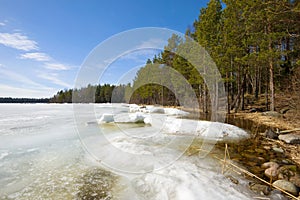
[51,0,300,115]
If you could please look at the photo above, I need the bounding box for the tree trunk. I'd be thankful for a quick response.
[269,61,275,111]
[267,21,275,111]
[226,72,230,114]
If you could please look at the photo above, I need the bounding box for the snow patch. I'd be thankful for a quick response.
[162,117,249,141]
[98,114,114,123]
[164,108,189,116]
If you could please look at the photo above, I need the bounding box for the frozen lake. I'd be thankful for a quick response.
[0,104,257,199]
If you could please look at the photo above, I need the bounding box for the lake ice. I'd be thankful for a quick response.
[0,104,260,199]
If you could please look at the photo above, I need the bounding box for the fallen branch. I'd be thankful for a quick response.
[279,128,300,134]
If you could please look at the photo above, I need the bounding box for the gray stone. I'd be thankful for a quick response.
[273,147,284,153]
[269,190,290,200]
[279,134,300,144]
[273,180,299,196]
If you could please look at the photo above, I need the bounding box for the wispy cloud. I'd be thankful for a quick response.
[0,67,45,88]
[38,73,72,88]
[0,22,5,26]
[44,62,72,71]
[0,32,38,51]
[20,52,52,62]
[0,84,56,98]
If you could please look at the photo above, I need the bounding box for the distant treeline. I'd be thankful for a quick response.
[0,97,50,103]
[49,84,132,103]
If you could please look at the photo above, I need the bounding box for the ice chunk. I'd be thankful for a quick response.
[113,112,151,124]
[164,108,189,116]
[98,114,114,123]
[129,104,141,112]
[149,107,165,114]
[143,117,152,125]
[129,112,146,123]
[162,117,249,141]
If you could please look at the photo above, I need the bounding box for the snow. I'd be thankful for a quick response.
[128,104,189,116]
[0,104,255,200]
[98,113,114,123]
[164,108,189,116]
[98,112,152,124]
[162,117,249,142]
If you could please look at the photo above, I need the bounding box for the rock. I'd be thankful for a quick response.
[262,111,282,118]
[265,168,279,180]
[249,182,271,195]
[262,162,279,179]
[263,146,271,150]
[265,129,279,139]
[279,134,300,144]
[250,108,257,113]
[269,190,290,200]
[262,162,279,169]
[282,159,293,165]
[272,180,299,196]
[273,147,284,154]
[289,173,300,188]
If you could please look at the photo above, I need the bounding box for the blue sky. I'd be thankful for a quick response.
[0,0,209,98]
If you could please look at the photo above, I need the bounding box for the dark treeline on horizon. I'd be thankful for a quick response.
[49,84,132,104]
[0,97,50,104]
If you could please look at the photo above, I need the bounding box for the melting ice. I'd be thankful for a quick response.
[0,103,262,199]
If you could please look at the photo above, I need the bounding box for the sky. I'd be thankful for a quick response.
[0,0,209,98]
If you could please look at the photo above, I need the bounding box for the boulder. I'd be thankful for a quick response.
[262,162,279,179]
[272,180,299,196]
[279,134,300,144]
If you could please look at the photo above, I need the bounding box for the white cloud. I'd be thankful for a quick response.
[0,22,5,26]
[0,68,57,98]
[0,67,45,88]
[0,32,38,51]
[38,73,72,88]
[20,52,51,62]
[0,84,56,98]
[44,62,72,71]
